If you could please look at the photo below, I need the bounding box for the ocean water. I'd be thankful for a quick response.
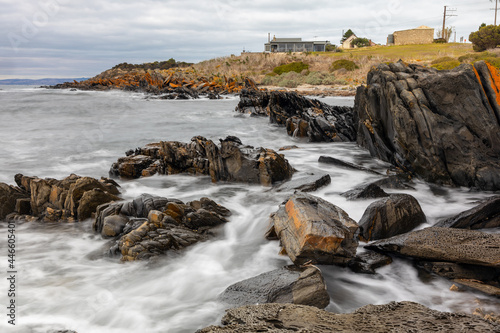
[0,86,498,333]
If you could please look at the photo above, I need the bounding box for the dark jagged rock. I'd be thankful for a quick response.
[236,90,356,142]
[1,174,120,222]
[355,60,500,190]
[341,183,389,200]
[218,266,330,309]
[93,194,231,261]
[348,250,393,274]
[197,302,500,333]
[318,155,382,175]
[372,174,415,189]
[109,136,293,186]
[435,195,500,229]
[275,174,331,192]
[418,261,499,283]
[367,227,500,268]
[269,193,359,266]
[358,194,426,241]
[0,183,29,220]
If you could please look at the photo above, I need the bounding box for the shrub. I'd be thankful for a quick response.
[431,60,461,70]
[304,72,336,85]
[273,61,309,75]
[469,24,500,52]
[431,56,456,65]
[330,59,359,72]
[351,37,370,48]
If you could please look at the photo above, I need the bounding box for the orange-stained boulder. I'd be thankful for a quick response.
[270,193,359,266]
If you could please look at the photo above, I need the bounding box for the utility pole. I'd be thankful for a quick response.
[491,0,499,25]
[442,6,457,40]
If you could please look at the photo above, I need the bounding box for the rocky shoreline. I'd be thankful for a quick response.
[3,60,500,332]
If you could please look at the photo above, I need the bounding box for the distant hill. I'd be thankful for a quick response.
[0,78,89,85]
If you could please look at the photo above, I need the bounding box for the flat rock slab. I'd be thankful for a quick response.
[435,195,500,229]
[197,301,500,332]
[367,227,500,268]
[275,174,331,193]
[270,193,359,265]
[218,266,330,309]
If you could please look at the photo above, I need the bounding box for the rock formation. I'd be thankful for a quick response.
[358,194,426,241]
[93,194,231,261]
[1,174,120,222]
[236,89,356,142]
[197,301,500,332]
[109,136,294,186]
[269,193,359,266]
[354,60,500,190]
[434,195,500,229]
[218,266,330,309]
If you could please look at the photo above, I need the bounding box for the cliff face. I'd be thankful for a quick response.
[354,60,500,190]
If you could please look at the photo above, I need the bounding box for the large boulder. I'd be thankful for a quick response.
[218,266,330,309]
[2,174,120,222]
[435,195,500,229]
[358,194,426,241]
[354,60,500,190]
[367,227,500,268]
[93,194,231,261]
[236,90,356,142]
[110,136,294,186]
[197,301,500,333]
[269,193,359,266]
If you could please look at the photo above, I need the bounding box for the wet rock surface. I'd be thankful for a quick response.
[236,89,356,142]
[367,227,500,268]
[218,266,330,309]
[355,60,500,190]
[269,193,359,266]
[2,174,120,222]
[197,301,500,332]
[319,155,382,175]
[435,195,500,229]
[358,194,426,241]
[348,250,393,274]
[109,136,294,186]
[275,174,331,193]
[93,194,231,261]
[341,183,389,200]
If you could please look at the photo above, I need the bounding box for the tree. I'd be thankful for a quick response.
[435,27,453,42]
[469,24,500,51]
[351,37,370,48]
[341,29,355,43]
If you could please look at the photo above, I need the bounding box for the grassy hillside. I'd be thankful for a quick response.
[193,43,476,89]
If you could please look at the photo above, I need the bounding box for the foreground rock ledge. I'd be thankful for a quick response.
[355,60,500,190]
[110,136,294,186]
[197,302,500,332]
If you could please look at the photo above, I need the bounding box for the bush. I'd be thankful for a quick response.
[330,59,359,72]
[469,24,500,52]
[273,61,309,75]
[433,38,447,44]
[304,72,337,85]
[431,60,461,70]
[431,56,456,65]
[351,37,370,48]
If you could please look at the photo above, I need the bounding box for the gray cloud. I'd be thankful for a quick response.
[0,0,492,79]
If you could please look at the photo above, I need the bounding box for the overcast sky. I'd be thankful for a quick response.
[0,0,493,79]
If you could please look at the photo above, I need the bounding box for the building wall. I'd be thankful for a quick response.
[393,28,434,45]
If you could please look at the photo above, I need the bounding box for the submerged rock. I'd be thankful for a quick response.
[93,194,231,261]
[341,183,389,200]
[109,136,294,186]
[275,174,331,192]
[218,266,330,309]
[319,155,382,175]
[435,195,500,229]
[348,250,393,274]
[197,301,500,332]
[355,60,500,190]
[269,193,359,266]
[358,194,426,241]
[1,174,120,222]
[236,90,356,142]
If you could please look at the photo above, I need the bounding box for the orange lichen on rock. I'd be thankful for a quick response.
[485,62,500,108]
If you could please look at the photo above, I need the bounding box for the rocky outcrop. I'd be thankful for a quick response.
[109,136,294,186]
[1,174,120,222]
[0,183,29,220]
[355,60,500,190]
[348,250,393,274]
[434,195,500,229]
[358,194,426,241]
[197,301,500,332]
[236,90,356,142]
[269,193,359,266]
[275,174,331,192]
[367,227,500,268]
[218,266,330,309]
[93,194,231,261]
